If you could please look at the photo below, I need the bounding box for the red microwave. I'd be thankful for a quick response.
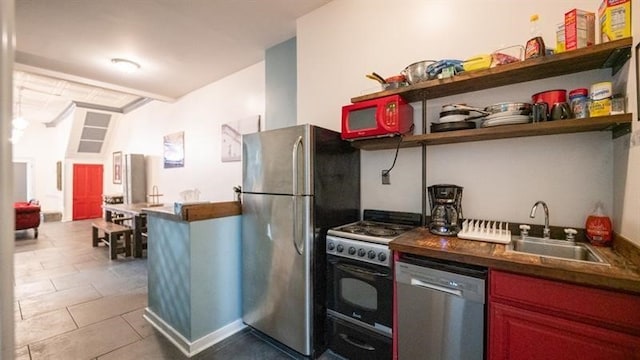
[341,95,414,140]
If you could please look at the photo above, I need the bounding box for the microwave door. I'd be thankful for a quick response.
[348,107,378,132]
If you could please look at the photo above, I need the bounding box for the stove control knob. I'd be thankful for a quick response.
[357,249,366,257]
[327,242,335,251]
[348,247,356,255]
[336,244,344,253]
[367,250,376,259]
[378,253,387,262]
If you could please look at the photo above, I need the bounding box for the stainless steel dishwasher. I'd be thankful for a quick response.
[395,254,487,360]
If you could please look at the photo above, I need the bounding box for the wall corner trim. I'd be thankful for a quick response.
[143,307,246,357]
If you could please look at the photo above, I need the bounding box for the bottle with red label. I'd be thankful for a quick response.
[525,14,546,59]
[585,202,613,246]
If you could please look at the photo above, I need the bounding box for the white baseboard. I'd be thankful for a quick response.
[143,307,246,357]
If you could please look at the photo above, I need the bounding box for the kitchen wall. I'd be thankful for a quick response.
[297,0,639,242]
[103,62,265,205]
[266,37,297,130]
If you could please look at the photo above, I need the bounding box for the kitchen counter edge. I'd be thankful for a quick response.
[390,227,640,295]
[143,201,241,222]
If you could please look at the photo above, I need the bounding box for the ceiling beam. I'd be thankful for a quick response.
[14,63,176,103]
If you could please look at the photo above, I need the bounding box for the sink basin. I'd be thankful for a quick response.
[506,236,608,264]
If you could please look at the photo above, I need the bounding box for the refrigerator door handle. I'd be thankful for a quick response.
[292,136,304,255]
[292,135,303,196]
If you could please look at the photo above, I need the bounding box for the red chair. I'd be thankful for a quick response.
[15,200,41,238]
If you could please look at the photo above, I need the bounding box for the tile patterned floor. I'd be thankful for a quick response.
[14,220,342,359]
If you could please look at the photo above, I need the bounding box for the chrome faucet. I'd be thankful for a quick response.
[530,201,550,240]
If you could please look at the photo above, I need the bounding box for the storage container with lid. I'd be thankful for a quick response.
[589,82,612,117]
[569,88,589,118]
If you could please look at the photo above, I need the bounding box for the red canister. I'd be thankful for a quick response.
[531,89,567,106]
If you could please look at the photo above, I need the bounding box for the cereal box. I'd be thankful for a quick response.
[556,23,566,53]
[599,0,631,42]
[565,9,595,50]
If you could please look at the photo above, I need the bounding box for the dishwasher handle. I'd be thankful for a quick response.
[410,278,463,297]
[396,261,486,304]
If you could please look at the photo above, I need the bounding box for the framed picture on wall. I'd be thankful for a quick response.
[164,131,185,168]
[56,161,62,191]
[221,115,260,162]
[113,151,122,184]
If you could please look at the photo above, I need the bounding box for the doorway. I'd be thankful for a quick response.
[72,164,103,220]
[13,161,28,202]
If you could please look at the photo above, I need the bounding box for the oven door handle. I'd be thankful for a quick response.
[336,263,389,278]
[410,278,463,297]
[339,333,375,351]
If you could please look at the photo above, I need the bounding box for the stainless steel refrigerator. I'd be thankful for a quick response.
[123,153,146,204]
[242,124,360,357]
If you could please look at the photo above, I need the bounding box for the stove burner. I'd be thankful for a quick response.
[330,218,419,243]
[386,224,413,231]
[342,226,366,234]
[367,228,397,237]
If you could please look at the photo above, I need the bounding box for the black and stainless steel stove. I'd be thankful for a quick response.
[325,210,422,360]
[329,221,415,243]
[327,210,422,267]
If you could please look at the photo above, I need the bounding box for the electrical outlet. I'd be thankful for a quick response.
[381,170,390,185]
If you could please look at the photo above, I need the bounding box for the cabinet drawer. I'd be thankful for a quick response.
[327,315,391,360]
[489,269,640,335]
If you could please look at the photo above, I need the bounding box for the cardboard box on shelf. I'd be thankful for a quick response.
[565,9,595,51]
[599,0,631,43]
[556,23,566,53]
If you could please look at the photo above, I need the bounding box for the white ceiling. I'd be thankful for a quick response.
[14,70,144,125]
[13,0,332,124]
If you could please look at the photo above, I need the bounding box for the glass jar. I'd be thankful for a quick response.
[569,88,589,119]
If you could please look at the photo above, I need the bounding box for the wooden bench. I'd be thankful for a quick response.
[91,219,133,260]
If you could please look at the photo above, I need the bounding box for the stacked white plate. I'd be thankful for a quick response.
[480,111,531,128]
[437,113,469,123]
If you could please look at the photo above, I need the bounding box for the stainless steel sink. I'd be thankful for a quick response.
[506,236,608,264]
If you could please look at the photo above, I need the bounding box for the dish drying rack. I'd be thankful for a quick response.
[457,219,511,244]
[147,185,164,207]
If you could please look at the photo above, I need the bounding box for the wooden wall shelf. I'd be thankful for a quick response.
[350,114,632,150]
[351,37,632,104]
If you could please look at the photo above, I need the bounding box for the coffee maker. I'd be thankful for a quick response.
[428,184,463,236]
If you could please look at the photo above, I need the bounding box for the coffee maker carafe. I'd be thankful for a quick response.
[428,184,463,236]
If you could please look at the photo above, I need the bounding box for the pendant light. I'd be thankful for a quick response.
[10,87,28,144]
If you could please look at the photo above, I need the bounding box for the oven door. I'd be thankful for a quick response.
[327,254,392,333]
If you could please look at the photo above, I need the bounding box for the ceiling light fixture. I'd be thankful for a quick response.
[13,89,26,128]
[111,58,141,73]
[10,88,28,144]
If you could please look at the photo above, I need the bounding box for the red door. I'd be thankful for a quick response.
[73,164,103,220]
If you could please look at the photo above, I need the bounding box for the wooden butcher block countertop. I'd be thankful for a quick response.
[390,227,640,295]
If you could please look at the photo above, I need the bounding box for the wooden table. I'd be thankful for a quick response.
[102,203,152,258]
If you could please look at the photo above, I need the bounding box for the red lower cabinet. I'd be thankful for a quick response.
[488,270,640,360]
